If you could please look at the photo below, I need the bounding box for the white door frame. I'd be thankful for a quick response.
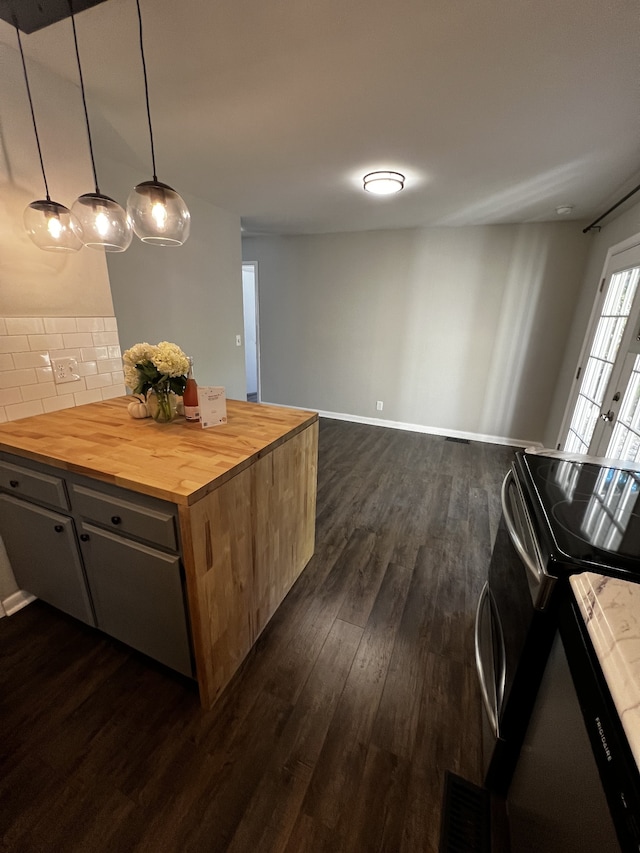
[557,232,640,452]
[241,261,261,402]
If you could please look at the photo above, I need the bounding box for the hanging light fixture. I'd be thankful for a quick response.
[68,1,132,252]
[126,0,190,246]
[15,24,82,252]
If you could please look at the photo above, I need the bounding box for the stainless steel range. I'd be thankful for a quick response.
[475,451,640,797]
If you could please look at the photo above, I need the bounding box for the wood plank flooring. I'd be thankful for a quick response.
[0,418,516,853]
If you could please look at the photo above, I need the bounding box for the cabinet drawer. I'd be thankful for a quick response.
[70,484,177,550]
[0,459,68,509]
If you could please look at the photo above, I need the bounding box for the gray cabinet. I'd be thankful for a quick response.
[78,523,191,676]
[0,453,193,677]
[0,494,95,625]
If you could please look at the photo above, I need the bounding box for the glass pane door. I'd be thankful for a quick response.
[564,264,640,454]
[604,353,640,462]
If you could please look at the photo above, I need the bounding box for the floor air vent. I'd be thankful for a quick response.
[439,771,490,853]
[445,437,470,444]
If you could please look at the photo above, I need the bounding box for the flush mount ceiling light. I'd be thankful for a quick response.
[126,0,190,247]
[363,171,405,195]
[15,24,82,252]
[68,1,132,252]
[556,205,574,216]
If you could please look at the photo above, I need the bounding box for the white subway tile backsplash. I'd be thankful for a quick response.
[0,388,22,407]
[21,382,57,402]
[43,317,77,334]
[28,334,63,351]
[97,358,124,374]
[85,373,113,390]
[92,331,119,347]
[77,361,98,376]
[63,332,94,349]
[58,378,86,395]
[49,348,82,362]
[0,368,38,389]
[5,318,45,335]
[12,351,51,369]
[102,383,126,400]
[76,317,105,333]
[0,316,121,422]
[5,400,44,419]
[36,367,54,383]
[74,388,103,406]
[0,336,29,353]
[44,394,75,413]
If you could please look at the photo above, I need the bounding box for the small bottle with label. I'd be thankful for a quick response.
[183,357,200,422]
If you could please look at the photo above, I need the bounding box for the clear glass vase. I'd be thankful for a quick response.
[147,385,178,423]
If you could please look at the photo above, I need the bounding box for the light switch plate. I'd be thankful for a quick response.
[51,356,80,384]
[236,334,242,346]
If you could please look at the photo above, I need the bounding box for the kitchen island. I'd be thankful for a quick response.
[0,397,318,709]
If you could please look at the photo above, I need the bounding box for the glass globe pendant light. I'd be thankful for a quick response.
[126,0,190,246]
[68,2,132,252]
[15,24,82,253]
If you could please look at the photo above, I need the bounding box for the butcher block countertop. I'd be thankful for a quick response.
[0,396,318,506]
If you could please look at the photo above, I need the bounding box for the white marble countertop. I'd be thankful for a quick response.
[570,572,640,770]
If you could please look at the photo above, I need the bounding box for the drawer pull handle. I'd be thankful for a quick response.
[111,515,122,525]
[54,524,64,533]
[9,480,19,488]
[80,534,90,542]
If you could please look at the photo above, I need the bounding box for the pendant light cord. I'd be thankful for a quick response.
[68,0,100,194]
[15,24,50,201]
[135,0,158,182]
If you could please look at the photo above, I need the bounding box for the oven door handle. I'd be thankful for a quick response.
[474,581,500,739]
[501,469,542,589]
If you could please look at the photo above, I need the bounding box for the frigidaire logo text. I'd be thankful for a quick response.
[596,716,613,762]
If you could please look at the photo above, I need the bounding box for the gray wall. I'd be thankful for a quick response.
[545,198,640,446]
[99,157,247,398]
[243,223,589,445]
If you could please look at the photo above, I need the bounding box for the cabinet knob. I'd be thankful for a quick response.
[111,515,122,525]
[9,480,19,488]
[54,524,64,533]
[80,534,90,542]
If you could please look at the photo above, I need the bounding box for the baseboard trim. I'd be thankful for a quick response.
[2,590,36,617]
[259,399,542,448]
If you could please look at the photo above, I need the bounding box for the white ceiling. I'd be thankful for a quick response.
[1,0,639,235]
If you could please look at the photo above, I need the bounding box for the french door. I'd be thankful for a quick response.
[562,240,640,461]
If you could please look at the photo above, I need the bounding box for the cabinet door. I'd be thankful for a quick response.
[0,494,95,625]
[78,523,192,677]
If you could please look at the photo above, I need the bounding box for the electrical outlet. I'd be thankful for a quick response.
[376,400,384,411]
[51,356,80,384]
[236,334,242,347]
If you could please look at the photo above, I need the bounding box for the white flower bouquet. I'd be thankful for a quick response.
[122,341,190,422]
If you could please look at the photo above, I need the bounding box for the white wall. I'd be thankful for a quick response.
[243,223,589,445]
[545,199,640,447]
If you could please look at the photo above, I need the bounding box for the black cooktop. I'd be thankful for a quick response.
[516,452,640,577]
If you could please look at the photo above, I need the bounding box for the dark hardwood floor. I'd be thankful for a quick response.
[0,418,516,853]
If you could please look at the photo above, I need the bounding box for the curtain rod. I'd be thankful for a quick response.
[583,180,640,233]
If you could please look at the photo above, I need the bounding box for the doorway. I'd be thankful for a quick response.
[560,238,640,459]
[242,262,260,403]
